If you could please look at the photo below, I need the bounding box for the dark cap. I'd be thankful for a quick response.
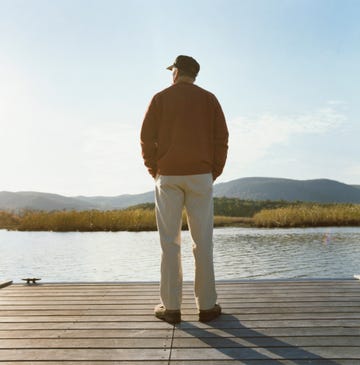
[166,55,200,78]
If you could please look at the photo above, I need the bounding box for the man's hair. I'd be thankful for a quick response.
[177,68,196,80]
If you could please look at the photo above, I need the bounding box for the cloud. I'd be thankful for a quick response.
[222,102,347,181]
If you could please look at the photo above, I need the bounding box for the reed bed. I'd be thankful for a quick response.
[0,211,21,230]
[1,204,359,231]
[253,204,360,228]
[213,216,253,227]
[0,209,244,232]
[12,209,157,232]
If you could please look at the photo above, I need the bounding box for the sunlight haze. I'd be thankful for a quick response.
[1,0,359,196]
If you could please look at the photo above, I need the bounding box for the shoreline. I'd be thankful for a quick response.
[2,222,360,233]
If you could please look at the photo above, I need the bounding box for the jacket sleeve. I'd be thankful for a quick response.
[212,96,229,181]
[140,96,159,178]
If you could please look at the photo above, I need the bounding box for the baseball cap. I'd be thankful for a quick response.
[166,55,200,78]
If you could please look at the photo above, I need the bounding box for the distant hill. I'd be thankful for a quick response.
[74,191,154,210]
[1,177,359,212]
[0,191,154,212]
[214,177,360,203]
[0,191,97,212]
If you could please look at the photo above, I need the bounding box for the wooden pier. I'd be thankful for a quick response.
[0,279,360,364]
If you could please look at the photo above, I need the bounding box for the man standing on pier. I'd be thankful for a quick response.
[140,55,228,323]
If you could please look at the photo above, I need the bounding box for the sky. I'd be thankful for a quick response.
[0,0,359,196]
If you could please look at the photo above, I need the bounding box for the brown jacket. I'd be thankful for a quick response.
[141,82,228,180]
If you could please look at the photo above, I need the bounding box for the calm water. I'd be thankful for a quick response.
[0,227,359,283]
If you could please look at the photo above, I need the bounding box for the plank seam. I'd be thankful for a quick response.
[168,325,175,365]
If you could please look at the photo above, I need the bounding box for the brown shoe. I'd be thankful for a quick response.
[154,304,181,324]
[199,304,222,322]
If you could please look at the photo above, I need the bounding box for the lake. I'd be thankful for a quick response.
[1,227,360,283]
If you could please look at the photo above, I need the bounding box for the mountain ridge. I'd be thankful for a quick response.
[1,177,359,212]
[214,177,360,202]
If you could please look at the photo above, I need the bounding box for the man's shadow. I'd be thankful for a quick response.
[176,314,339,364]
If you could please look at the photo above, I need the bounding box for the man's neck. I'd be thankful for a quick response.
[174,76,195,84]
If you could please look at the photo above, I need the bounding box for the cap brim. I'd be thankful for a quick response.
[166,65,174,71]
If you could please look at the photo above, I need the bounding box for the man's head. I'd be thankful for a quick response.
[167,55,200,82]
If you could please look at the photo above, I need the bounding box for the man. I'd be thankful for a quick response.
[140,55,228,323]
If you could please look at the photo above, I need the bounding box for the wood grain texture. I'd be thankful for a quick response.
[0,280,359,363]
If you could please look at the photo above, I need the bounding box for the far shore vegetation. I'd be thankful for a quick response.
[0,197,359,232]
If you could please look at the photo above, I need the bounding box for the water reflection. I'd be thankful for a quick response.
[0,227,359,283]
[213,227,360,279]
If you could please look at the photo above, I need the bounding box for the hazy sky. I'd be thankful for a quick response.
[1,0,359,196]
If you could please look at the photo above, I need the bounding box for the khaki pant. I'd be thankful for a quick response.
[155,173,217,310]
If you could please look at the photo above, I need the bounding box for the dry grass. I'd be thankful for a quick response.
[213,216,254,227]
[253,204,360,228]
[2,204,359,231]
[0,211,20,229]
[0,209,250,232]
[15,209,156,232]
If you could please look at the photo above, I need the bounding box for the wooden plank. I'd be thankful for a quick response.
[169,361,358,365]
[4,282,360,291]
[5,283,360,293]
[170,346,360,360]
[0,359,169,365]
[0,321,175,330]
[170,326,360,338]
[171,335,360,347]
[0,328,172,339]
[0,315,162,322]
[3,289,360,297]
[0,321,360,336]
[5,362,169,365]
[182,312,360,320]
[7,294,353,301]
[2,327,359,339]
[1,361,356,365]
[0,280,360,364]
[1,318,359,331]
[177,318,360,328]
[5,282,360,292]
[1,300,359,309]
[1,312,360,322]
[1,305,359,315]
[0,338,172,349]
[0,348,170,361]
